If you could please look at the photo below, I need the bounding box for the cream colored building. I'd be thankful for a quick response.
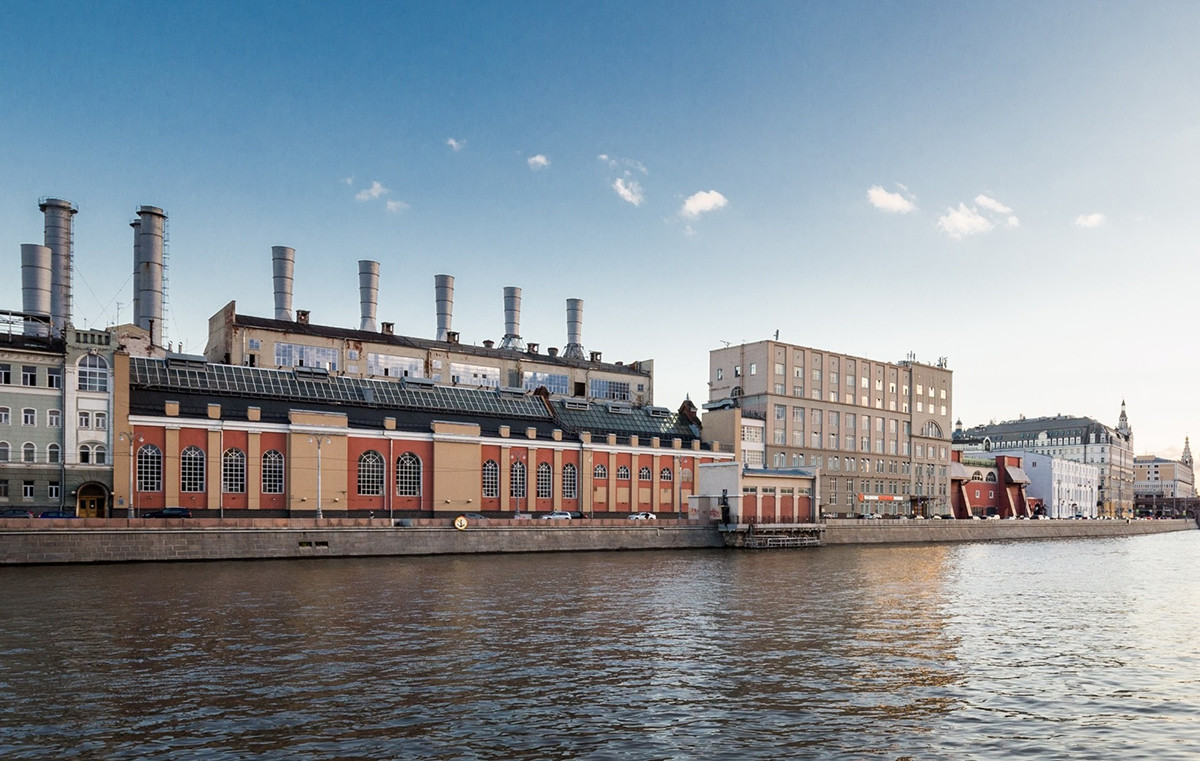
[708,340,953,516]
[204,301,654,406]
[1134,440,1195,499]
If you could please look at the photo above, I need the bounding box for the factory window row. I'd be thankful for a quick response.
[354,451,423,497]
[136,445,285,495]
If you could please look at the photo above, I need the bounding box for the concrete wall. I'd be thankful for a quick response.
[0,519,724,565]
[822,518,1192,544]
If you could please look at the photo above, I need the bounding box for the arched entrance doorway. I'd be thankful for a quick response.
[77,483,108,518]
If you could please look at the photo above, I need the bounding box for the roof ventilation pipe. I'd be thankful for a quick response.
[39,197,76,336]
[358,259,380,332]
[130,218,142,328]
[272,246,295,321]
[136,205,167,346]
[20,244,52,336]
[499,286,525,351]
[435,274,454,342]
[563,298,585,359]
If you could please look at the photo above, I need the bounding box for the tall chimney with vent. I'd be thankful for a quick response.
[39,198,77,336]
[435,274,454,342]
[563,298,585,359]
[130,218,142,328]
[20,244,52,336]
[272,246,295,321]
[135,205,167,346]
[359,260,380,332]
[499,286,525,350]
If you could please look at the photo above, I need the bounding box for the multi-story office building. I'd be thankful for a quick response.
[952,404,1135,517]
[708,340,954,516]
[1134,439,1194,502]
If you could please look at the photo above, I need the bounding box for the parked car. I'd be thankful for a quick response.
[458,512,486,520]
[629,512,656,520]
[37,511,77,519]
[144,508,192,518]
[1,508,35,518]
[540,511,572,520]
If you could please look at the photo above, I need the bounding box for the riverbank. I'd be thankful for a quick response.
[0,516,1193,565]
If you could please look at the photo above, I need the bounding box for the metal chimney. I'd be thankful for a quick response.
[271,246,295,321]
[39,197,77,336]
[136,205,167,346]
[358,260,380,332]
[563,298,585,359]
[499,286,525,351]
[130,218,142,327]
[434,274,454,342]
[20,244,52,336]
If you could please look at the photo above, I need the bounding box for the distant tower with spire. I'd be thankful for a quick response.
[1117,400,1132,438]
[1182,437,1193,469]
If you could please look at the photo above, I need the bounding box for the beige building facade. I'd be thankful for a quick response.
[708,340,953,516]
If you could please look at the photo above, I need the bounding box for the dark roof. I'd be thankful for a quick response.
[0,331,64,354]
[234,314,651,378]
[954,414,1117,443]
[128,358,690,445]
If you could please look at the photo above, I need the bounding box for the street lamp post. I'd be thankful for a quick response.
[118,432,143,518]
[308,435,331,520]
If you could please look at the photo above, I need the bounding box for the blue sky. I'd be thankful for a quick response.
[3,2,1198,456]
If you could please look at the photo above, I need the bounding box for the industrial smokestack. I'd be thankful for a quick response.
[435,274,454,342]
[20,244,52,336]
[39,198,77,336]
[136,205,167,346]
[271,246,295,321]
[563,298,585,359]
[130,218,142,328]
[358,259,380,332]
[499,286,524,351]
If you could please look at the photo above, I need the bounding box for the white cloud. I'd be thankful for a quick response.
[612,177,644,206]
[974,194,1013,215]
[386,200,410,213]
[1006,216,1020,228]
[937,203,994,239]
[446,138,465,152]
[527,154,550,170]
[867,185,916,213]
[342,177,354,185]
[680,190,728,219]
[598,154,648,174]
[1075,213,1106,228]
[355,181,388,201]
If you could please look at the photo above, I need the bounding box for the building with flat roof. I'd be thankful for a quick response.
[1134,440,1194,502]
[708,340,953,517]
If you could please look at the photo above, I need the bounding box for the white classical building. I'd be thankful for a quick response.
[991,451,1099,519]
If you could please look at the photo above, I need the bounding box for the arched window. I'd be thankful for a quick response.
[923,421,943,438]
[0,441,10,462]
[47,410,61,427]
[397,452,422,497]
[660,468,673,482]
[47,443,61,464]
[94,412,108,430]
[181,446,205,492]
[681,468,693,482]
[94,445,107,465]
[510,461,527,498]
[137,444,162,492]
[563,464,578,499]
[971,471,983,482]
[985,472,997,483]
[358,451,384,496]
[22,442,36,463]
[617,466,630,481]
[78,411,91,428]
[262,450,285,494]
[593,464,608,480]
[22,408,35,426]
[482,460,499,498]
[638,466,652,481]
[222,448,246,493]
[536,462,553,499]
[79,444,92,465]
[78,354,109,392]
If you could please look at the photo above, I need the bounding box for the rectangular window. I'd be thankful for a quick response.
[47,368,62,389]
[368,354,423,378]
[22,409,35,426]
[248,338,261,350]
[0,480,7,498]
[589,379,631,401]
[79,411,91,428]
[774,404,786,420]
[0,408,8,425]
[773,429,786,445]
[48,410,61,427]
[0,364,10,384]
[21,366,36,386]
[748,363,757,375]
[774,383,785,394]
[774,362,784,376]
[275,342,340,371]
[451,362,501,388]
[23,481,34,499]
[48,482,60,499]
[523,371,570,395]
[94,413,108,430]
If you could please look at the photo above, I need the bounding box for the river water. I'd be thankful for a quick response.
[2,531,1198,760]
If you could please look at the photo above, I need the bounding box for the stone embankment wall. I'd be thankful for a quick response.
[0,517,1193,566]
[0,518,724,566]
[822,518,1193,544]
